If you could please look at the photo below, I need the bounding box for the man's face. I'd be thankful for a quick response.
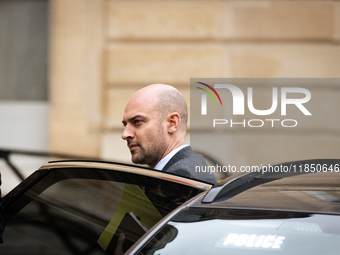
[122,95,168,168]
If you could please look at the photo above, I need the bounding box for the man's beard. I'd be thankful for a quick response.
[130,121,167,167]
[131,139,166,167]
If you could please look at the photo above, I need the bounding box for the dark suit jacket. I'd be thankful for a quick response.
[162,146,217,184]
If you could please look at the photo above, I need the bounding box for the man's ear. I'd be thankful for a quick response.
[167,112,181,134]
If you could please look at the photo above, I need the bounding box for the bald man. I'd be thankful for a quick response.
[122,84,217,184]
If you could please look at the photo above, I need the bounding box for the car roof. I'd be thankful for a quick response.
[194,159,340,215]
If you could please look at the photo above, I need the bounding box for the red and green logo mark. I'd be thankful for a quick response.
[196,82,223,106]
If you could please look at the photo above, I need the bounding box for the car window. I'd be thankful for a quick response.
[138,208,340,255]
[1,166,206,254]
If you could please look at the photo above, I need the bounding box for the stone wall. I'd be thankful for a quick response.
[49,0,340,170]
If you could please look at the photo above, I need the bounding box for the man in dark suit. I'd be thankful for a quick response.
[115,84,217,254]
[122,84,217,185]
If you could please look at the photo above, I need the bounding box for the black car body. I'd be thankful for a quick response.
[1,159,340,255]
[128,159,340,255]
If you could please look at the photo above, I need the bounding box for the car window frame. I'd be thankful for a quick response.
[2,161,211,225]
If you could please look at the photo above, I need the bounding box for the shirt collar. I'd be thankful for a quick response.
[154,144,189,171]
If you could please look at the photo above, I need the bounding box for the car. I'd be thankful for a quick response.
[2,158,340,255]
[0,160,211,254]
[126,159,340,255]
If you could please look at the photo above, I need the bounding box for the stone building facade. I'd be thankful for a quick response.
[49,0,340,172]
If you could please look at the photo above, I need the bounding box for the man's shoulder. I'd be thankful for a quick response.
[164,146,206,168]
[163,146,217,184]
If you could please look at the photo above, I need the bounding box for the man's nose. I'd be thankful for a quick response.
[122,125,134,140]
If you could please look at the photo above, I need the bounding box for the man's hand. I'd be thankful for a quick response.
[114,233,125,255]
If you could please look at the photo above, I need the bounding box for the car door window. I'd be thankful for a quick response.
[1,166,207,255]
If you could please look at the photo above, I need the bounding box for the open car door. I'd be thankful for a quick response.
[1,161,211,255]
